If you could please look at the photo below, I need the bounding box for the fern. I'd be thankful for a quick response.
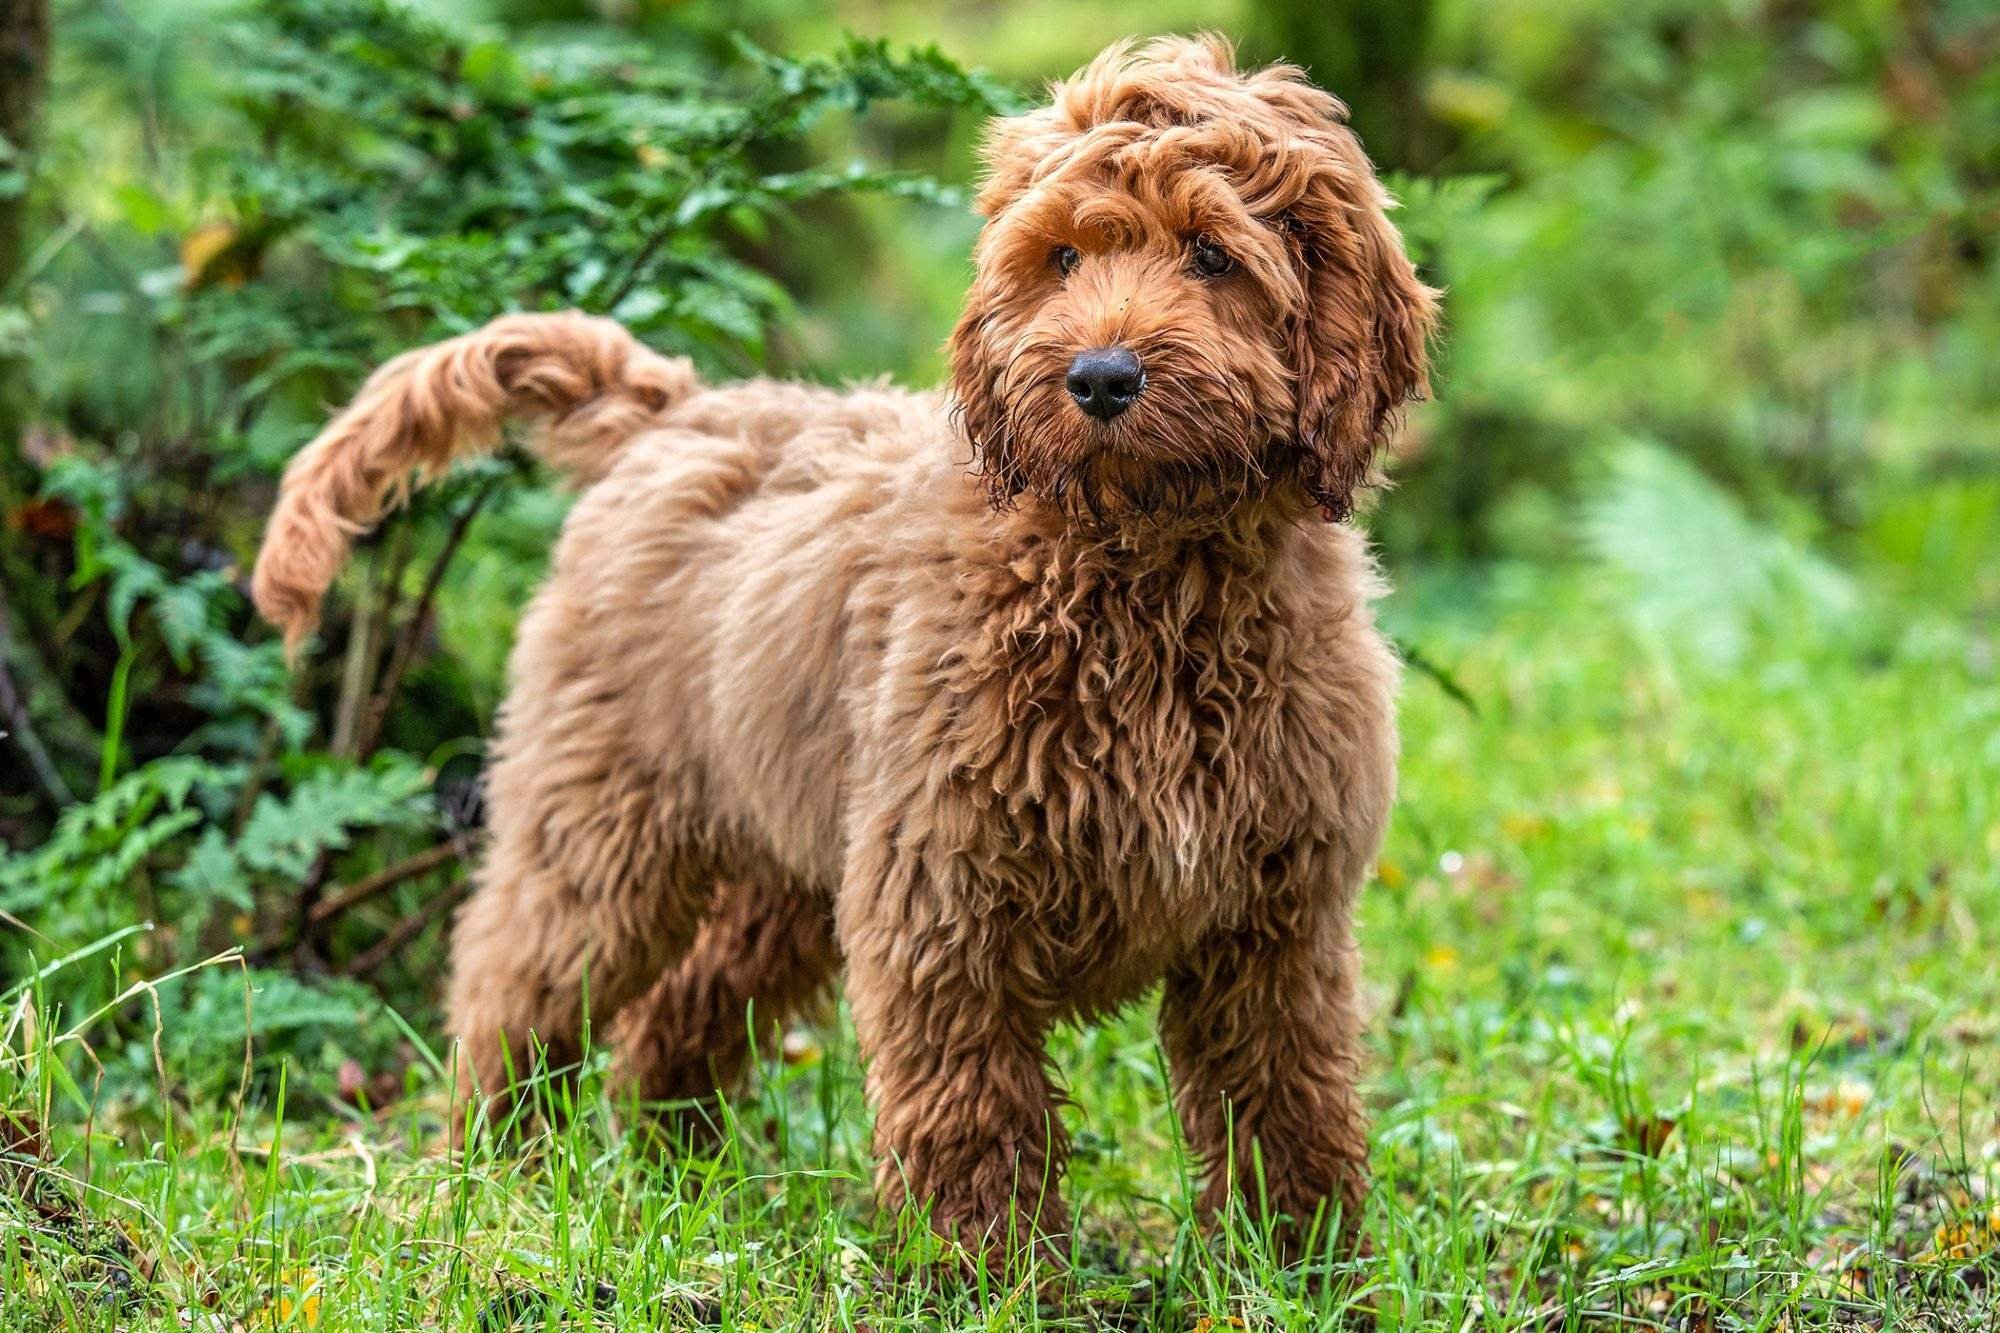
[4,0,1010,1094]
[203,0,1016,364]
[159,968,405,1098]
[235,758,436,880]
[1582,438,1858,665]
[166,829,254,915]
[0,759,234,913]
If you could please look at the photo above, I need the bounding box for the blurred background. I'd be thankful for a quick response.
[1,0,1996,1096]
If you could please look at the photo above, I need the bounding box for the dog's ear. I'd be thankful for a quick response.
[947,273,1020,505]
[1286,160,1439,520]
[949,106,1066,507]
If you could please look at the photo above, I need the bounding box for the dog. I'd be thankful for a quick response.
[252,34,1436,1265]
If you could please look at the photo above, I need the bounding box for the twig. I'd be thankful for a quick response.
[354,476,501,760]
[340,876,469,980]
[230,717,281,837]
[0,585,98,776]
[306,840,460,926]
[0,658,71,807]
[1392,634,1480,716]
[373,519,418,657]
[328,547,388,759]
[289,851,335,974]
[0,596,74,808]
[599,99,779,312]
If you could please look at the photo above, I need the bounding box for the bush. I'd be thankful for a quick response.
[0,0,1005,1092]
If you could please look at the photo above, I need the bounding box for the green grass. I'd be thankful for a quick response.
[4,566,1996,1330]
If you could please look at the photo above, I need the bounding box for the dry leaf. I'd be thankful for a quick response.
[1618,1112,1678,1157]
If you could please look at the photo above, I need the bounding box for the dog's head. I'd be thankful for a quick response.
[949,36,1438,526]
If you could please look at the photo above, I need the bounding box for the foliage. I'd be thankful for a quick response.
[3,574,1995,1327]
[1,0,1007,1075]
[1365,0,2000,564]
[768,0,2000,574]
[1581,437,1858,666]
[1,0,1995,1324]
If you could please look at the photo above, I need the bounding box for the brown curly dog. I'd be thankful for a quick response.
[252,35,1436,1265]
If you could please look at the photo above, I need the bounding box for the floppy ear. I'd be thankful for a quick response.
[1288,168,1439,520]
[949,104,1068,507]
[946,272,1024,506]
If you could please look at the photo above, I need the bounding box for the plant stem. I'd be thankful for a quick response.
[306,840,461,927]
[341,875,469,981]
[354,475,500,761]
[0,612,70,808]
[97,640,136,792]
[329,548,387,760]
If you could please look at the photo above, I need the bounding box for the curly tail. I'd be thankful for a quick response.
[252,311,696,655]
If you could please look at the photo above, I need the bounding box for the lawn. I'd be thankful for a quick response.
[3,0,1994,1326]
[4,563,1995,1331]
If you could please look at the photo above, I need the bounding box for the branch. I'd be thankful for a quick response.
[0,586,99,790]
[354,475,500,761]
[306,840,459,926]
[340,875,469,980]
[229,717,281,836]
[0,638,70,808]
[0,590,72,808]
[289,851,335,973]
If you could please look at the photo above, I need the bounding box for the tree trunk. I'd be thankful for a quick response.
[0,0,93,805]
[1246,0,1442,174]
[2,0,51,513]
[1,0,50,445]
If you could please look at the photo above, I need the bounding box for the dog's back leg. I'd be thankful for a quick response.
[441,735,717,1130]
[608,872,839,1136]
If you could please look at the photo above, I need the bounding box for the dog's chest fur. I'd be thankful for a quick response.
[921,520,1384,1011]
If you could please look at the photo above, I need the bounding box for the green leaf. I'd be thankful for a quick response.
[170,829,255,913]
[1582,438,1859,666]
[237,759,435,879]
[113,184,174,235]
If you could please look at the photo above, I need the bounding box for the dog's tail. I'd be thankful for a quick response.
[252,311,696,655]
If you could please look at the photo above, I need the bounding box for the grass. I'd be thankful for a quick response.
[3,564,1996,1330]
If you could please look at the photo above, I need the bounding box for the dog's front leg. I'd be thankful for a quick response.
[837,857,1070,1270]
[1159,897,1371,1261]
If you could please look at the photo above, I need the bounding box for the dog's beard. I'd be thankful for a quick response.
[969,346,1279,528]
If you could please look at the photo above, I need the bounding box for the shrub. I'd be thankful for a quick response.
[0,0,1005,1093]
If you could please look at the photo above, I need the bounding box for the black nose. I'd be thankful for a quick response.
[1066,347,1144,421]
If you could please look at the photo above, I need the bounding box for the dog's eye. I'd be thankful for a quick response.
[1052,245,1080,278]
[1192,238,1234,278]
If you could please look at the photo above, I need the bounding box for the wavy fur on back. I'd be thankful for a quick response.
[250,36,1432,1269]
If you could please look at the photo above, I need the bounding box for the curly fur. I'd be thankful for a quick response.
[251,35,1436,1265]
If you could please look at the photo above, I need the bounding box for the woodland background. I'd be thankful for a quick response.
[1,0,1996,1328]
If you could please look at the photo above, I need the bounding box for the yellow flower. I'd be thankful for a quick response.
[258,1270,321,1328]
[1914,1221,1992,1265]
